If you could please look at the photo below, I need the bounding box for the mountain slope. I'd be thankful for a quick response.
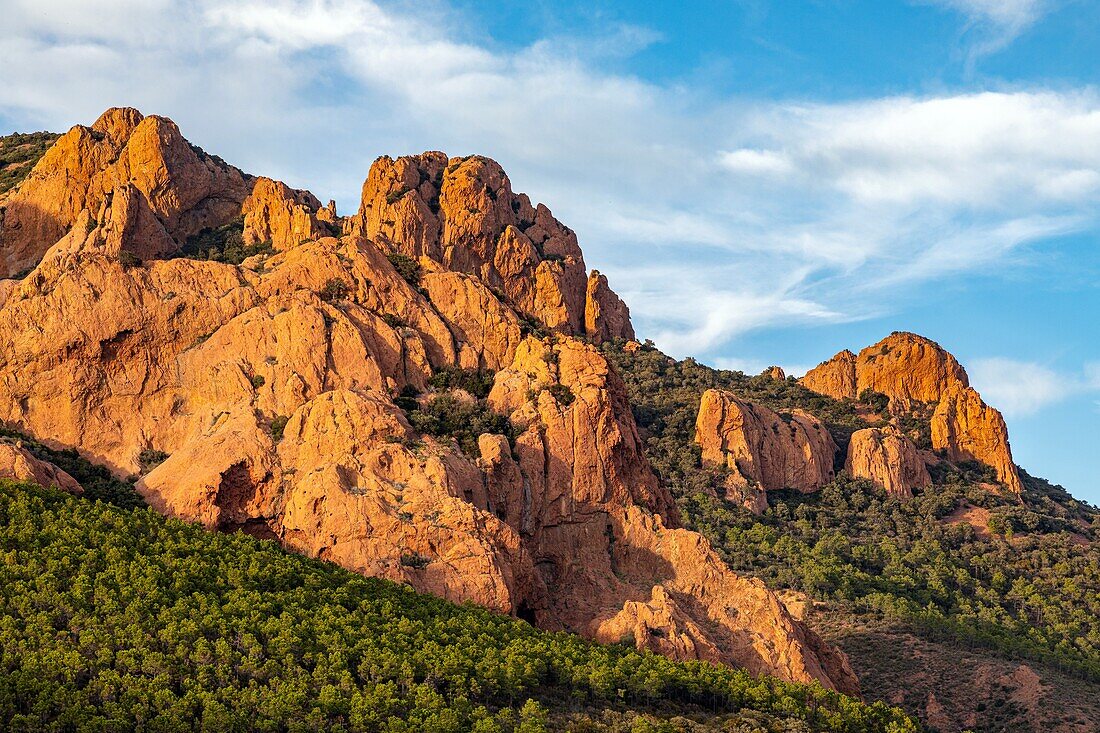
[605,340,1100,732]
[0,108,855,693]
[0,479,917,732]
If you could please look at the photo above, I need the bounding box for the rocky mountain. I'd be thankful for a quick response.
[1,108,1095,733]
[802,332,1022,494]
[0,108,854,694]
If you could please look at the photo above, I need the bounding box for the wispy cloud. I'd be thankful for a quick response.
[969,357,1100,417]
[921,0,1048,57]
[1,1,1098,361]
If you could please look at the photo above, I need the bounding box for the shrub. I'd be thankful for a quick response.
[405,395,512,455]
[399,552,431,568]
[858,388,890,414]
[320,277,350,301]
[547,384,575,406]
[175,218,274,265]
[270,415,289,442]
[387,252,421,286]
[428,366,496,399]
[138,448,169,473]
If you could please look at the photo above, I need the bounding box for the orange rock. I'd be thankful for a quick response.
[0,107,253,277]
[761,365,787,381]
[241,177,326,250]
[803,333,1021,494]
[845,426,931,498]
[0,108,858,695]
[0,438,82,494]
[801,349,857,401]
[695,389,837,495]
[584,270,635,342]
[932,385,1022,494]
[349,153,629,340]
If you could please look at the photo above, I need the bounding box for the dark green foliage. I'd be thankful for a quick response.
[270,415,289,442]
[858,389,889,414]
[0,426,144,509]
[250,374,266,389]
[428,366,496,400]
[406,395,513,455]
[394,385,421,412]
[0,131,60,195]
[386,187,410,204]
[387,252,422,286]
[137,448,169,473]
[606,341,1100,682]
[175,218,274,265]
[400,552,431,568]
[547,383,575,406]
[0,479,917,732]
[320,277,351,301]
[382,313,406,329]
[118,250,142,269]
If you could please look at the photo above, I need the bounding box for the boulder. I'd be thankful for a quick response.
[846,426,931,498]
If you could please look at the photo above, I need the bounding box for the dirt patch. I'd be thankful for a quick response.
[943,503,991,537]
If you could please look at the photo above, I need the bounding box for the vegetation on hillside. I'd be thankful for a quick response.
[0,479,918,732]
[605,341,1100,682]
[0,131,60,195]
[174,217,273,265]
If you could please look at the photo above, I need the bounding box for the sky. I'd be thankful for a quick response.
[1,0,1097,502]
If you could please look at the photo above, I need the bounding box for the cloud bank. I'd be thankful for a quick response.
[1,0,1097,361]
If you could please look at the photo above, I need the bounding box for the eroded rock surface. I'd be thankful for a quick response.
[846,427,931,499]
[801,333,1021,493]
[0,438,82,494]
[695,389,837,499]
[0,108,858,695]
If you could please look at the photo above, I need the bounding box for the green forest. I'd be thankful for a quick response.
[0,479,918,733]
[605,341,1100,683]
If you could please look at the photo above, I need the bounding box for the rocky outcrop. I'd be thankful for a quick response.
[348,152,632,342]
[761,365,787,381]
[0,108,858,694]
[0,107,252,277]
[800,349,857,401]
[241,177,327,250]
[932,385,1023,494]
[585,270,635,342]
[802,333,967,407]
[0,438,82,494]
[845,427,931,498]
[695,389,837,499]
[801,333,1021,494]
[487,340,856,693]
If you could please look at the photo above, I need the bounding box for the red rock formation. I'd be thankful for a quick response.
[585,270,635,342]
[932,385,1023,494]
[801,333,1021,494]
[0,107,252,276]
[0,108,859,695]
[0,438,82,494]
[241,177,327,250]
[846,426,931,498]
[802,333,967,407]
[801,349,857,401]
[349,152,632,341]
[762,365,787,381]
[695,389,837,497]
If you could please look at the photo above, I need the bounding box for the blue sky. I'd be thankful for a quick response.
[1,0,1097,501]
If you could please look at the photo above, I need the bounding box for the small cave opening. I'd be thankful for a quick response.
[515,601,537,625]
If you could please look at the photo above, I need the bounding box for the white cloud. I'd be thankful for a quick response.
[969,358,1100,418]
[0,1,1098,360]
[923,0,1047,56]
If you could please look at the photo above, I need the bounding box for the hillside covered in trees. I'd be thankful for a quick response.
[0,479,918,733]
[605,341,1100,731]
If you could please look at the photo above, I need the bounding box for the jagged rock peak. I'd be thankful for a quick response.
[801,332,1021,494]
[349,150,634,343]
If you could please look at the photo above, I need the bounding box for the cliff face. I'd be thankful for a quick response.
[695,389,837,510]
[0,108,254,277]
[846,426,931,499]
[801,333,1021,494]
[0,108,858,695]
